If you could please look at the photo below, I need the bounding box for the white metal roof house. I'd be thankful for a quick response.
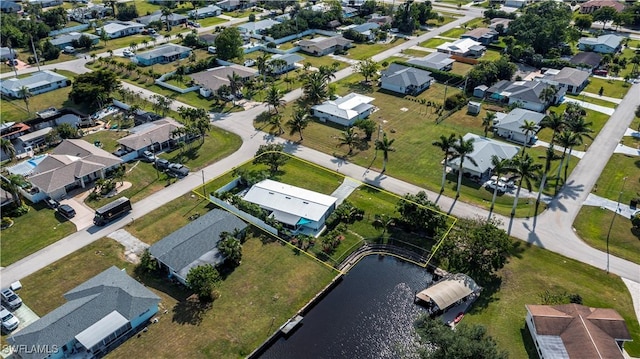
[407,52,455,72]
[98,21,145,39]
[448,133,520,178]
[0,70,69,98]
[493,108,546,146]
[312,93,375,127]
[216,0,257,11]
[149,209,248,285]
[8,266,160,359]
[243,179,338,232]
[380,63,433,95]
[187,4,222,18]
[237,19,280,35]
[436,38,486,58]
[536,67,590,95]
[578,34,623,54]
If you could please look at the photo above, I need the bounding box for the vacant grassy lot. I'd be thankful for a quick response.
[585,77,631,99]
[82,130,129,153]
[451,61,473,76]
[197,16,228,28]
[440,27,466,39]
[401,48,431,57]
[298,53,349,71]
[593,154,640,204]
[465,242,640,358]
[346,38,408,60]
[0,201,76,267]
[482,49,502,61]
[420,38,448,49]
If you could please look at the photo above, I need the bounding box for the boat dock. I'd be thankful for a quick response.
[280,315,303,335]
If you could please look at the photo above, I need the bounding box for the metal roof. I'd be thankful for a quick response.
[494,108,546,133]
[75,311,128,349]
[311,93,375,121]
[415,273,479,309]
[0,70,68,92]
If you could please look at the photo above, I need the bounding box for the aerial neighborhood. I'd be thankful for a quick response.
[1,0,640,358]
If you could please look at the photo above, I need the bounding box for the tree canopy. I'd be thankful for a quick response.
[396,191,446,236]
[507,1,572,55]
[69,70,120,110]
[253,143,289,174]
[214,27,243,61]
[186,264,221,301]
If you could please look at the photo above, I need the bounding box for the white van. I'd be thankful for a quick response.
[208,46,216,54]
[63,46,76,54]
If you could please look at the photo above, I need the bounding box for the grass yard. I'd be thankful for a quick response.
[197,16,228,28]
[440,27,466,39]
[482,49,502,61]
[0,201,76,267]
[537,103,611,147]
[420,38,448,49]
[298,53,349,71]
[428,14,458,26]
[401,48,431,57]
[465,242,640,358]
[566,94,617,108]
[82,130,129,153]
[346,38,408,61]
[0,49,77,74]
[222,9,261,18]
[585,77,631,99]
[451,61,473,76]
[593,154,640,204]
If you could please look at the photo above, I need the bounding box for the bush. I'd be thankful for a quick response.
[632,212,640,229]
[444,93,467,111]
[393,60,465,84]
[1,217,14,229]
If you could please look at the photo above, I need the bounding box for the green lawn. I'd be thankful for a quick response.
[0,49,77,74]
[428,14,459,26]
[401,48,431,57]
[197,16,228,28]
[465,242,640,358]
[566,94,617,108]
[298,53,349,70]
[482,49,502,61]
[440,27,466,39]
[420,38,448,49]
[538,103,611,147]
[0,201,76,267]
[592,154,640,205]
[585,77,631,99]
[451,62,473,76]
[346,38,408,60]
[222,9,261,18]
[82,130,129,153]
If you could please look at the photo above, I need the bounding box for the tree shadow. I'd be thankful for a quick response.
[466,274,502,315]
[172,295,212,326]
[136,270,190,302]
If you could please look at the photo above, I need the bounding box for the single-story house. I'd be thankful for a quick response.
[436,38,486,58]
[346,22,380,41]
[237,19,280,35]
[98,21,145,39]
[415,273,480,312]
[570,51,603,71]
[8,267,160,359]
[341,0,365,6]
[0,0,21,13]
[407,52,455,72]
[26,139,123,201]
[149,209,248,285]
[1,188,15,208]
[0,70,69,98]
[448,133,520,178]
[0,47,17,60]
[198,33,219,45]
[489,17,512,32]
[267,53,304,75]
[0,122,30,140]
[580,0,625,14]
[368,14,392,25]
[116,118,185,162]
[136,11,188,26]
[50,32,100,49]
[69,5,112,22]
[17,127,53,150]
[187,4,222,18]
[311,93,375,126]
[342,6,358,17]
[298,36,353,56]
[28,0,61,8]
[578,34,623,54]
[380,63,433,95]
[243,179,338,232]
[134,44,191,66]
[485,80,564,113]
[537,67,590,95]
[216,0,257,11]
[189,64,258,97]
[504,0,528,8]
[461,27,498,45]
[526,304,632,359]
[492,108,546,145]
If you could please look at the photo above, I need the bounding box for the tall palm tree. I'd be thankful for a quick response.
[161,7,172,31]
[540,111,565,145]
[18,86,31,114]
[563,116,593,181]
[375,132,396,173]
[338,127,358,155]
[286,106,309,141]
[269,114,284,135]
[256,52,269,83]
[372,214,394,236]
[2,174,26,207]
[553,130,580,194]
[519,119,538,153]
[1,138,16,161]
[227,72,243,99]
[303,72,328,105]
[538,85,557,106]
[452,135,477,198]
[6,38,18,78]
[265,85,285,114]
[432,133,457,193]
[488,155,510,217]
[509,153,542,217]
[482,111,496,138]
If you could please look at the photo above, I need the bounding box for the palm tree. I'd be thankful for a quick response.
[372,214,394,236]
[451,135,477,198]
[269,58,288,77]
[161,7,172,31]
[1,138,16,161]
[563,116,593,181]
[218,232,242,266]
[303,72,328,105]
[126,62,136,76]
[540,111,565,145]
[538,85,557,106]
[553,130,580,194]
[255,52,269,83]
[488,155,510,217]
[536,145,561,208]
[338,127,358,155]
[432,133,457,193]
[269,114,284,135]
[18,86,31,114]
[227,72,243,99]
[509,153,542,216]
[265,85,285,114]
[482,111,496,138]
[2,174,26,207]
[286,106,309,141]
[519,119,538,153]
[375,132,395,173]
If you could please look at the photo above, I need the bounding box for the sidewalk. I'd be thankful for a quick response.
[533,140,586,159]
[583,193,637,219]
[563,97,615,116]
[581,91,623,104]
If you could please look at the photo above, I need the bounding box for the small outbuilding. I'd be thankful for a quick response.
[415,273,481,312]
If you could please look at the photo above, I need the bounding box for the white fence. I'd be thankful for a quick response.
[155,72,200,94]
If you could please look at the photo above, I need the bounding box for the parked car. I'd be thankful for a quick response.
[58,204,76,219]
[0,306,19,333]
[485,179,507,193]
[63,46,76,54]
[1,289,22,310]
[208,46,216,54]
[45,197,60,209]
[244,59,256,67]
[123,49,134,57]
[142,150,156,162]
[187,21,201,28]
[168,163,189,177]
[154,158,170,170]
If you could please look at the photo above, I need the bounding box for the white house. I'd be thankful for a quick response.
[267,53,304,75]
[536,67,590,95]
[98,21,145,39]
[380,63,433,95]
[237,19,280,35]
[187,4,222,18]
[116,118,185,162]
[216,0,257,11]
[311,93,375,126]
[189,64,258,97]
[578,34,623,54]
[8,267,161,359]
[493,108,546,146]
[436,38,486,58]
[526,304,632,359]
[298,36,353,56]
[407,52,455,72]
[0,70,69,98]
[243,179,338,232]
[448,133,520,178]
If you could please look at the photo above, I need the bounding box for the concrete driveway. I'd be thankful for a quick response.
[59,197,94,231]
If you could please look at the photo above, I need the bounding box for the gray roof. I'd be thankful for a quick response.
[578,34,623,49]
[136,43,191,61]
[189,64,257,92]
[351,22,379,33]
[269,53,304,66]
[136,11,187,25]
[488,80,552,104]
[238,19,280,33]
[9,267,160,359]
[149,209,247,280]
[494,108,546,133]
[299,36,353,51]
[117,118,183,151]
[0,70,68,92]
[50,32,99,47]
[570,52,602,68]
[407,52,454,70]
[188,4,221,15]
[545,67,590,88]
[0,1,21,10]
[448,133,520,174]
[380,63,433,88]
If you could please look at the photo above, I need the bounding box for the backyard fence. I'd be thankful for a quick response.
[48,24,91,37]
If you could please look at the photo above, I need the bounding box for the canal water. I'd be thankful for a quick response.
[259,255,433,359]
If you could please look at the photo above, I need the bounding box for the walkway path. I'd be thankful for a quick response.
[330,177,362,206]
[533,140,586,159]
[584,193,637,219]
[581,91,623,104]
[563,97,616,115]
[614,143,640,156]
